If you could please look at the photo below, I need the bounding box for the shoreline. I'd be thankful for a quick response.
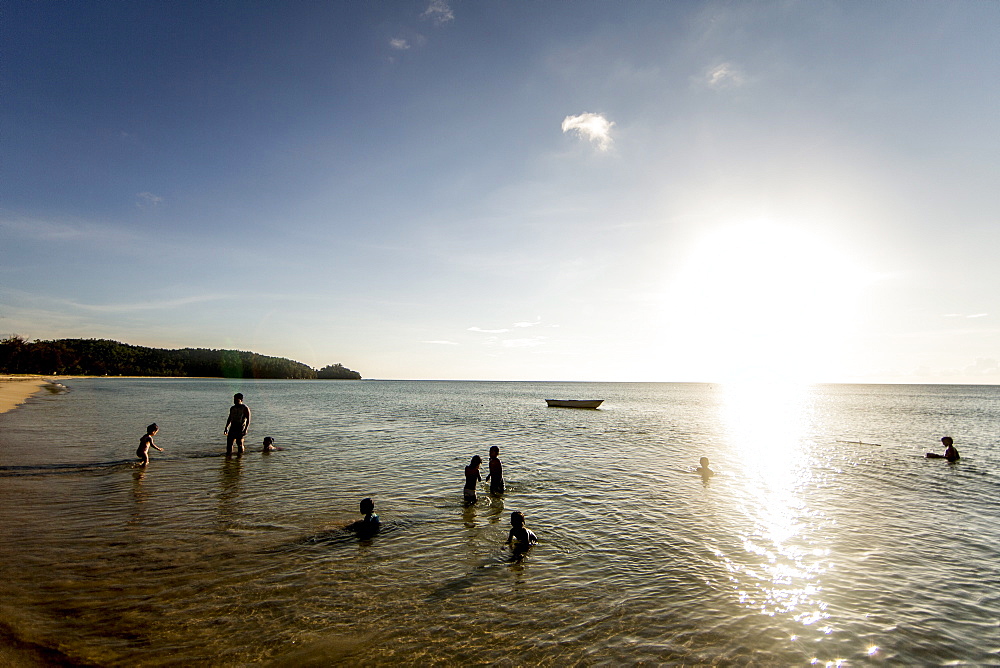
[0,375,72,415]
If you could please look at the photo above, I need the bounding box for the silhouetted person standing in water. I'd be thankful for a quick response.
[927,436,960,462]
[224,393,251,456]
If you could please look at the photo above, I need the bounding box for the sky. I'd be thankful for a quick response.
[2,1,999,383]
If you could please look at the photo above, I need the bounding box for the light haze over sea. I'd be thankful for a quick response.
[1,378,998,665]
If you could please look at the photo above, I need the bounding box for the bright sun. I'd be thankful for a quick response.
[665,219,865,384]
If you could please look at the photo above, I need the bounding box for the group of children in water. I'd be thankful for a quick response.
[136,394,538,552]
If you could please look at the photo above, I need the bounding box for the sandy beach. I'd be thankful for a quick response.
[0,375,59,414]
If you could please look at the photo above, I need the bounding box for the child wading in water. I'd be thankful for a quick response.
[345,498,380,537]
[464,455,482,505]
[506,511,537,552]
[485,445,505,495]
[136,423,163,466]
[261,436,282,452]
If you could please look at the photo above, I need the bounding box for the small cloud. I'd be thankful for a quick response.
[501,337,546,348]
[967,313,989,318]
[390,38,410,50]
[422,0,454,25]
[136,192,163,209]
[561,112,615,151]
[513,319,542,328]
[423,340,459,345]
[468,326,510,333]
[704,62,745,89]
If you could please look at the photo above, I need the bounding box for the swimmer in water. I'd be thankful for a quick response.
[261,436,281,452]
[696,456,714,477]
[136,423,163,466]
[506,511,537,552]
[345,497,380,537]
[485,445,505,495]
[464,455,482,506]
[942,436,960,462]
[927,436,960,462]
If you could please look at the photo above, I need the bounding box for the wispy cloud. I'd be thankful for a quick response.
[136,192,163,209]
[423,340,458,345]
[704,62,745,90]
[422,0,454,25]
[561,112,615,151]
[66,294,227,313]
[513,319,542,328]
[389,38,410,50]
[500,337,547,348]
[0,216,138,243]
[468,326,510,334]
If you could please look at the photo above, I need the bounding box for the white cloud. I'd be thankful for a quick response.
[513,319,542,328]
[561,112,615,151]
[390,38,410,50]
[501,337,546,348]
[704,62,745,89]
[136,192,163,209]
[468,326,510,333]
[967,313,989,318]
[422,0,454,25]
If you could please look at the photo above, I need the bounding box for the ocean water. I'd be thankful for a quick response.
[1,379,998,666]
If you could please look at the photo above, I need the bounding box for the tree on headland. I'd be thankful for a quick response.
[316,363,362,380]
[0,337,360,380]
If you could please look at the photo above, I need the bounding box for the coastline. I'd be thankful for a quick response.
[0,375,64,415]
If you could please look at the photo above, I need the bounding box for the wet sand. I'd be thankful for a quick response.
[0,376,59,414]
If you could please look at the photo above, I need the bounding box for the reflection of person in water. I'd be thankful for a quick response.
[136,423,163,466]
[223,393,251,456]
[464,455,482,506]
[927,436,960,462]
[506,511,537,552]
[485,445,505,495]
[345,498,380,537]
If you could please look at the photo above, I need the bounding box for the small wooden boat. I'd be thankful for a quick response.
[545,399,604,409]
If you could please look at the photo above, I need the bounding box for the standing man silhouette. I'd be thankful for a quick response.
[224,393,251,456]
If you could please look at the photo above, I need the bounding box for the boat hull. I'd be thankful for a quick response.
[545,399,604,409]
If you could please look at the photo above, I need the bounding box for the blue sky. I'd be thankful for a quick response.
[2,1,999,382]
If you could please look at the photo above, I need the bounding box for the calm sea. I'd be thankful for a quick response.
[1,379,998,666]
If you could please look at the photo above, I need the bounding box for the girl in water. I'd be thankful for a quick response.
[464,455,482,505]
[136,423,163,466]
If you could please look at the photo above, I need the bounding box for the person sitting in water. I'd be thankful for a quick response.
[345,497,380,536]
[927,436,960,462]
[485,445,505,495]
[136,423,164,466]
[464,455,482,506]
[506,511,537,552]
[695,456,714,476]
[261,436,282,452]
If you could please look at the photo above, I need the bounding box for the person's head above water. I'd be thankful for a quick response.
[146,423,158,434]
[470,455,482,467]
[233,393,244,403]
[360,498,375,515]
[942,436,953,446]
[699,457,710,468]
[263,437,274,446]
[510,510,525,527]
[489,446,499,457]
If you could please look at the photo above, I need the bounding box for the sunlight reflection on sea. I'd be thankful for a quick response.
[0,379,998,665]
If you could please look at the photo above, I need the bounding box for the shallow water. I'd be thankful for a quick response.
[1,379,998,665]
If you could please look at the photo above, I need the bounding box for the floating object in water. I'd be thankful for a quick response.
[545,399,604,409]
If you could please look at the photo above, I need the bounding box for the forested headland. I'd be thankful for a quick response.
[0,337,362,380]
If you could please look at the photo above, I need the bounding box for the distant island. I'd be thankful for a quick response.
[0,336,361,380]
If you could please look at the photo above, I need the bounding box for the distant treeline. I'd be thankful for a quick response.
[0,337,362,380]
